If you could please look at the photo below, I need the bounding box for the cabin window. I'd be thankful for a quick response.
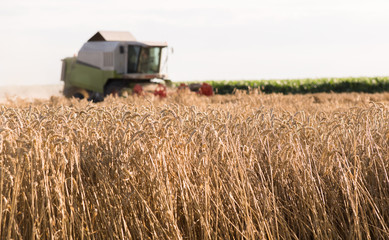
[127,46,140,73]
[138,47,161,74]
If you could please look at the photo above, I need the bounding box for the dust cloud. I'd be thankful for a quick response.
[0,84,63,102]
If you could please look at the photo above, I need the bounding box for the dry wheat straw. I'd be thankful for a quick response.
[0,92,389,239]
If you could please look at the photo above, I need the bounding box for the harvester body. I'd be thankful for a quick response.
[61,31,168,100]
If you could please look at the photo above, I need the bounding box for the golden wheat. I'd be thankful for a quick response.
[1,91,389,239]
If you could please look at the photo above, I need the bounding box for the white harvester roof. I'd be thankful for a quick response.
[88,31,137,42]
[87,31,167,47]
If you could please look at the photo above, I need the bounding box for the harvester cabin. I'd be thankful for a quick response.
[77,31,167,75]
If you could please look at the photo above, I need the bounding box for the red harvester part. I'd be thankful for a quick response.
[154,84,167,98]
[177,83,188,91]
[199,83,214,96]
[133,84,143,95]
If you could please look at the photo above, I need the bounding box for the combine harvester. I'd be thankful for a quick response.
[61,31,213,101]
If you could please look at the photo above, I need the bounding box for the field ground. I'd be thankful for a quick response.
[1,91,389,239]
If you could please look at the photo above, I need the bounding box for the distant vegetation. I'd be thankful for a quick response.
[178,77,389,94]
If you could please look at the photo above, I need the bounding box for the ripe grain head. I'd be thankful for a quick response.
[1,92,389,238]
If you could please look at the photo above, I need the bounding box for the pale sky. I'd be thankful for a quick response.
[1,0,389,86]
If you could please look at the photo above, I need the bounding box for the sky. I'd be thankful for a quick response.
[1,0,389,86]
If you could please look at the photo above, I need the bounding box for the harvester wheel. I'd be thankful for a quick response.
[73,93,85,99]
[105,81,124,97]
[66,88,89,100]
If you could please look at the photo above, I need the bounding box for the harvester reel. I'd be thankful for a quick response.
[199,83,214,96]
[154,84,167,98]
[133,84,143,96]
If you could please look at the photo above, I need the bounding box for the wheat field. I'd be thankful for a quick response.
[1,90,389,239]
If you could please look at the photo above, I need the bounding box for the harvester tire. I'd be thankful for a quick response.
[105,81,125,97]
[65,88,90,100]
